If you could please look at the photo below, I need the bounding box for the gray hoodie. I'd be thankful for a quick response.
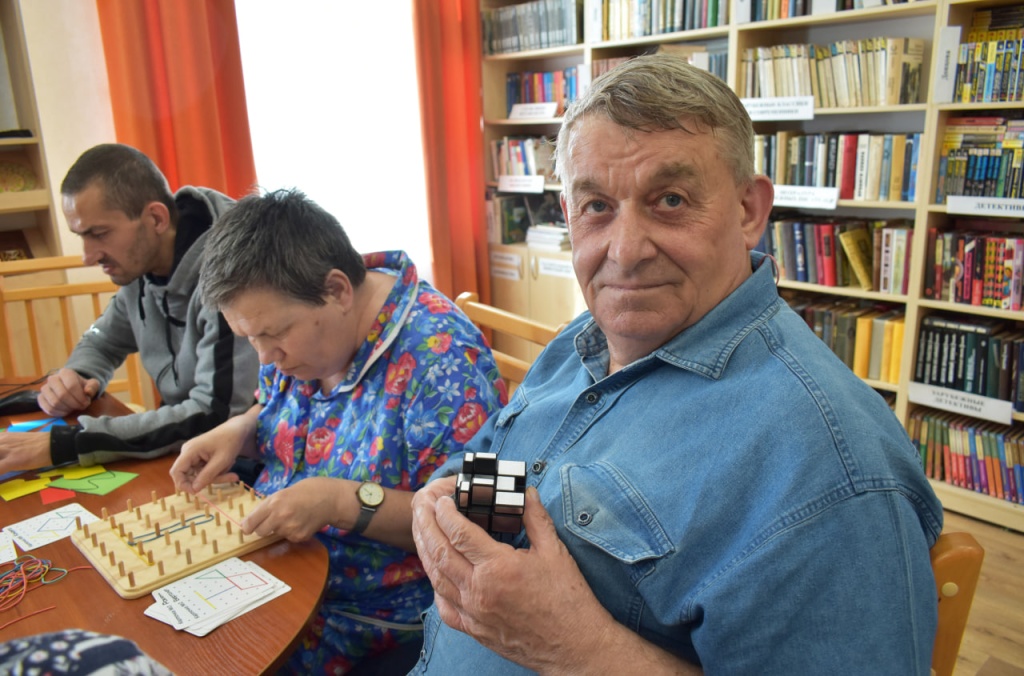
[49,186,259,466]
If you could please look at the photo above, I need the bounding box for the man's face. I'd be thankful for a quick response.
[62,183,163,286]
[560,116,767,370]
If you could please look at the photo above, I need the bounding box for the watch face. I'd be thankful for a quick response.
[358,481,385,507]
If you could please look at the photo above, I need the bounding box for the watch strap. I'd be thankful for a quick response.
[352,505,375,534]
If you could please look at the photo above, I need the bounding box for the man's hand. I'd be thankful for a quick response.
[37,368,100,418]
[412,479,617,672]
[0,432,51,473]
[241,477,342,542]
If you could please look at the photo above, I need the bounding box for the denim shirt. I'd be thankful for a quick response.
[413,252,943,675]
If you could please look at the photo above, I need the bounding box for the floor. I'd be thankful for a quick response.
[942,511,1024,676]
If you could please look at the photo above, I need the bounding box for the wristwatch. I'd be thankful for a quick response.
[353,481,385,534]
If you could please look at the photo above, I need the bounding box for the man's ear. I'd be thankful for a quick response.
[739,175,774,250]
[144,201,173,234]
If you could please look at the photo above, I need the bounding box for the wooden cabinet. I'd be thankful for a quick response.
[479,0,1024,531]
[489,242,586,361]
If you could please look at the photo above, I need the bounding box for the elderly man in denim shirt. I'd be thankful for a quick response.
[411,54,942,675]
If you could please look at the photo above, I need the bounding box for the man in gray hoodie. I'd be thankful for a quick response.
[0,144,259,472]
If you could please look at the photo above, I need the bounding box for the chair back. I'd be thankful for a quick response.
[930,531,984,676]
[0,256,149,409]
[455,291,563,392]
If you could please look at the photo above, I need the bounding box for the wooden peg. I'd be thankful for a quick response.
[100,541,107,556]
[205,505,210,517]
[158,561,165,576]
[135,507,142,519]
[101,507,109,519]
[160,497,166,510]
[212,540,219,554]
[170,505,176,519]
[175,541,181,555]
[226,521,233,535]
[190,522,197,536]
[128,571,135,587]
[201,530,207,545]
[164,532,171,545]
[109,516,116,527]
[185,549,192,565]
[137,541,145,556]
[126,498,133,511]
[228,496,234,509]
[75,516,82,531]
[147,551,154,565]
[82,522,90,537]
[215,513,221,526]
[151,490,157,503]
[154,523,161,537]
[118,561,125,577]
[109,551,116,566]
[180,515,186,527]
[239,504,245,518]
[90,533,97,547]
[118,523,125,537]
[145,514,151,528]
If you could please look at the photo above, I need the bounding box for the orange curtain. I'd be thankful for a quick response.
[412,0,491,302]
[95,0,256,199]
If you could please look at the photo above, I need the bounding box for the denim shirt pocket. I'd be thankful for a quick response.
[561,461,675,564]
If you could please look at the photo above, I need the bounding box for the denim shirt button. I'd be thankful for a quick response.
[531,460,546,474]
[576,511,593,526]
[585,391,599,404]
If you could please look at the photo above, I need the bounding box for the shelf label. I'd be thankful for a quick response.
[741,96,814,121]
[490,251,522,268]
[932,26,961,104]
[498,175,546,194]
[537,257,575,279]
[809,0,838,14]
[945,196,1024,216]
[509,102,558,120]
[772,185,838,209]
[908,382,1013,425]
[491,266,521,281]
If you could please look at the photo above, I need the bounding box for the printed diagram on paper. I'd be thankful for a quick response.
[5,503,98,551]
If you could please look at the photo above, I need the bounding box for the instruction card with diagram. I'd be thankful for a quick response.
[144,556,289,636]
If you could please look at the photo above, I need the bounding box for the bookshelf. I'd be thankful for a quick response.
[477,0,1024,532]
[0,0,58,261]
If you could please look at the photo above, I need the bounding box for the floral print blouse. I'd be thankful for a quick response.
[253,250,507,628]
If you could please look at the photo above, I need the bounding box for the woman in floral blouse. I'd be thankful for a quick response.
[171,189,506,674]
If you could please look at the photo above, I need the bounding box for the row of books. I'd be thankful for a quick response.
[951,4,1024,103]
[739,0,920,24]
[739,37,924,107]
[584,0,726,40]
[505,68,585,117]
[490,136,556,180]
[784,295,906,382]
[908,409,1024,504]
[755,131,921,203]
[758,218,915,293]
[915,315,1023,405]
[934,117,1024,201]
[482,0,581,55]
[923,224,1024,310]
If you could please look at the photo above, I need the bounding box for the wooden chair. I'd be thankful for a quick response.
[0,255,149,410]
[455,291,564,392]
[931,531,985,676]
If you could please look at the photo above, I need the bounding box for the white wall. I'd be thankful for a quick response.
[18,0,116,260]
[235,1,433,282]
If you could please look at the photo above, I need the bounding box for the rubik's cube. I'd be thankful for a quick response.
[454,452,527,540]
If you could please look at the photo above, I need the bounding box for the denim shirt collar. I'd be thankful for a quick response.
[574,251,782,382]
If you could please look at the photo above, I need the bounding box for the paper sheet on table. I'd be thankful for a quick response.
[4,503,99,551]
[48,470,137,495]
[144,557,290,636]
[0,531,16,564]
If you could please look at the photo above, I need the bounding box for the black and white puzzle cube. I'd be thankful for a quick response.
[454,452,527,540]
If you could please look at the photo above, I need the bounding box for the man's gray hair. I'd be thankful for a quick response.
[555,54,756,186]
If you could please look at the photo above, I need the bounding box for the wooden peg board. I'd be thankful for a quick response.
[70,483,282,599]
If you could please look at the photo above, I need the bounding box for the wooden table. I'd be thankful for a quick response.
[0,390,329,674]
